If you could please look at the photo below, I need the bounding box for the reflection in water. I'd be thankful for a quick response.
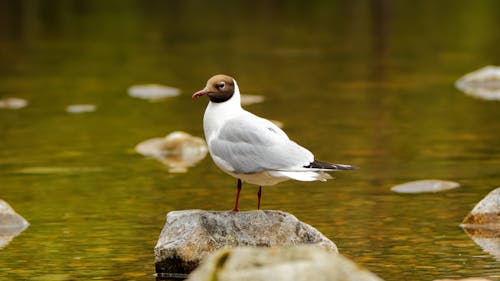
[135,131,208,173]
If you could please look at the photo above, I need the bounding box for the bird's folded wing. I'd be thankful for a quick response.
[209,116,313,174]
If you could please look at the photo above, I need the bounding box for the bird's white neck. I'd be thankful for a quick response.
[203,80,243,140]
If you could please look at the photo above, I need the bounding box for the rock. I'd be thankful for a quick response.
[460,188,500,261]
[391,180,460,193]
[0,200,30,249]
[154,210,337,275]
[186,246,384,281]
[462,187,500,226]
[127,84,180,101]
[434,277,491,281]
[135,131,208,173]
[65,104,97,113]
[455,65,500,101]
[0,97,28,109]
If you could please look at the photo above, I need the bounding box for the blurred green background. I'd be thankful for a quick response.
[1,0,499,280]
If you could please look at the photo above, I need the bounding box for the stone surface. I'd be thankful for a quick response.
[0,200,30,249]
[154,210,338,275]
[455,65,500,101]
[462,187,500,226]
[0,97,28,109]
[127,84,180,101]
[186,246,384,281]
[135,131,207,173]
[391,180,460,194]
[460,188,500,261]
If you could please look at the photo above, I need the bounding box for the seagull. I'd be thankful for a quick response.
[192,74,355,211]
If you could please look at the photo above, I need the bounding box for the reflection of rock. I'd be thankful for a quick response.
[0,200,29,249]
[154,210,337,275]
[135,131,207,173]
[461,188,500,261]
[128,84,180,101]
[391,180,460,193]
[186,246,384,281]
[0,97,28,109]
[65,104,97,113]
[240,94,265,106]
[455,66,500,101]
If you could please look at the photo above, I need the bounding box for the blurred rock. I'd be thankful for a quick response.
[391,180,460,193]
[65,104,97,113]
[0,97,28,109]
[128,84,180,101]
[455,65,500,101]
[154,210,337,275]
[186,246,384,281]
[240,94,265,106]
[135,131,207,173]
[434,277,491,281]
[461,188,499,260]
[0,200,29,249]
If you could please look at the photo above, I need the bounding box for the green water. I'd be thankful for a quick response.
[1,1,499,280]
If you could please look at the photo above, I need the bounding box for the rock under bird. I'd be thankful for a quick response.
[192,74,355,211]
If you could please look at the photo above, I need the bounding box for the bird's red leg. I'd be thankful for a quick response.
[257,186,262,210]
[232,179,242,212]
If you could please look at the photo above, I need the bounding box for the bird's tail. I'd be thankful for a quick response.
[304,160,356,171]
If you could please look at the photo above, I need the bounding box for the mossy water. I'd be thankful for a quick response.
[1,1,499,280]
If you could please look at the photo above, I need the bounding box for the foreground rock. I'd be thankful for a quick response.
[391,180,460,194]
[0,200,30,249]
[155,210,337,275]
[186,246,384,281]
[460,188,499,260]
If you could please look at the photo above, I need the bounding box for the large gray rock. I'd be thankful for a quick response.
[186,246,384,281]
[154,210,337,275]
[0,200,30,249]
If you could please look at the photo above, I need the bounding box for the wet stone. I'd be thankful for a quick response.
[455,65,500,101]
[391,180,460,194]
[154,210,338,275]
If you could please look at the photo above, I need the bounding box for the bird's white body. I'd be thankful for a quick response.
[202,80,333,186]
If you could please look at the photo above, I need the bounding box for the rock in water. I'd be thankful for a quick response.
[461,188,500,261]
[0,200,30,249]
[462,187,500,226]
[455,65,500,100]
[391,180,460,193]
[186,246,384,281]
[154,210,338,275]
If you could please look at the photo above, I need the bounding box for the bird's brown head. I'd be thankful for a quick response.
[192,74,236,103]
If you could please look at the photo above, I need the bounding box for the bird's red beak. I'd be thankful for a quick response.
[192,89,208,99]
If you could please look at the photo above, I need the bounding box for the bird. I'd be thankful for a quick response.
[192,74,355,211]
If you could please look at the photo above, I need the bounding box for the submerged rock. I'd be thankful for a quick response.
[461,188,500,261]
[135,131,207,173]
[128,84,180,101]
[154,210,337,275]
[186,246,384,281]
[0,200,29,249]
[455,65,500,101]
[391,180,460,193]
[65,104,97,113]
[0,97,28,109]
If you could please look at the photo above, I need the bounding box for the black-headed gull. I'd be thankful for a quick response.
[192,74,355,211]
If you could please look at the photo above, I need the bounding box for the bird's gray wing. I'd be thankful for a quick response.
[209,116,313,174]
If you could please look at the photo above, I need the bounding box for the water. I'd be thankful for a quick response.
[1,0,499,280]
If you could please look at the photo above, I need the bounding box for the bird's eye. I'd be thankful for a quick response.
[216,82,225,89]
